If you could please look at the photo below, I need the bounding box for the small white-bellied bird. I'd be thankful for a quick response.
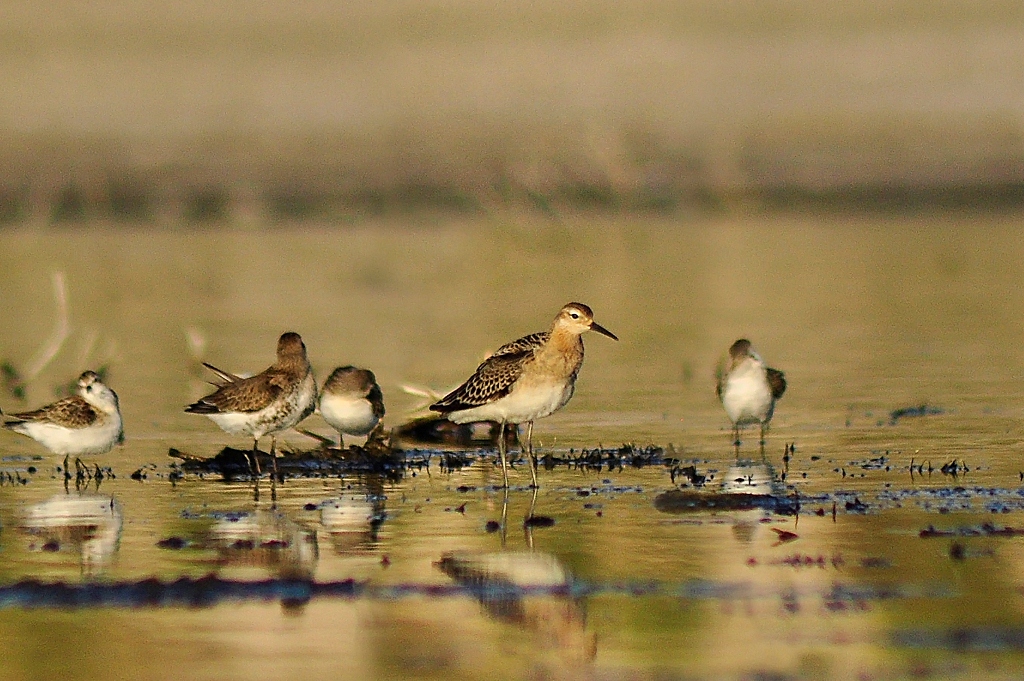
[716,339,786,453]
[319,366,385,447]
[430,302,617,488]
[2,371,123,456]
[185,332,317,471]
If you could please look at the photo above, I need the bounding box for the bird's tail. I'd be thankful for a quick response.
[184,401,221,414]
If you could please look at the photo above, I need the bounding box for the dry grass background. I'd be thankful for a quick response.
[1,0,1023,222]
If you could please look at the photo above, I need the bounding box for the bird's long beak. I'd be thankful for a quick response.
[590,321,618,341]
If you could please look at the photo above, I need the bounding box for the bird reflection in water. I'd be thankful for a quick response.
[318,474,387,553]
[721,459,782,497]
[20,494,122,575]
[722,459,783,544]
[207,510,318,583]
[436,490,597,667]
[319,500,382,554]
[656,458,790,542]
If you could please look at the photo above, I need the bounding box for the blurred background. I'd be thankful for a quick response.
[2,0,1023,224]
[6,6,1024,681]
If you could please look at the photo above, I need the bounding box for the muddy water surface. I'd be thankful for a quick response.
[2,214,1024,680]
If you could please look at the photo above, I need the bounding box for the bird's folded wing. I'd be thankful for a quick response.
[767,368,787,399]
[6,396,99,428]
[188,373,283,413]
[430,352,530,412]
[368,384,386,419]
[492,332,548,358]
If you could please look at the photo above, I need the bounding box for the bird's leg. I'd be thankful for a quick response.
[270,435,278,504]
[250,438,262,477]
[733,425,740,458]
[526,420,538,489]
[250,437,261,503]
[499,486,509,547]
[524,485,539,550]
[74,458,85,491]
[759,423,768,460]
[498,420,509,489]
[337,432,345,450]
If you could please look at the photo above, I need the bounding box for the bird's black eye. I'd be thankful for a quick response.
[570,312,579,319]
[86,385,92,392]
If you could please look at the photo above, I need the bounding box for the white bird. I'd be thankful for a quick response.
[3,371,123,456]
[716,339,786,454]
[22,495,122,574]
[318,366,385,447]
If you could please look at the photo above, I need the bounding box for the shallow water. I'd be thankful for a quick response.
[3,213,1024,680]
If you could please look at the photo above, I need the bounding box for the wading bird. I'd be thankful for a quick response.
[430,303,617,488]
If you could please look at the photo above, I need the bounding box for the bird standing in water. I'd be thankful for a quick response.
[430,303,618,488]
[318,366,385,448]
[186,332,317,475]
[3,370,123,456]
[716,338,786,455]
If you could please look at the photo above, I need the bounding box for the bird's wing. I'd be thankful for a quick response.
[368,383,386,419]
[767,368,787,399]
[429,351,531,412]
[185,369,284,414]
[492,332,548,357]
[5,396,100,428]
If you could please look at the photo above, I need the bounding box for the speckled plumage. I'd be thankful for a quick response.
[8,395,100,429]
[492,332,549,357]
[186,332,317,443]
[430,303,617,488]
[429,349,535,413]
[3,371,123,456]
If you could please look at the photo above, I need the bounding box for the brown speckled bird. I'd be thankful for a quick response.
[430,302,617,488]
[186,332,317,470]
